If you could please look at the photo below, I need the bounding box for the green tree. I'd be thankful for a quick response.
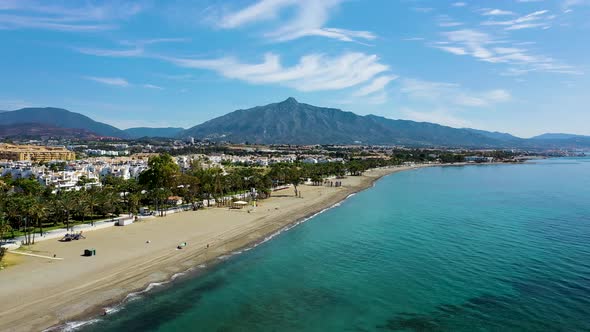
[0,213,12,243]
[73,191,91,224]
[86,187,101,225]
[139,154,180,215]
[56,191,76,231]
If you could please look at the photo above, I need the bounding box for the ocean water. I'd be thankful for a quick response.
[79,158,590,332]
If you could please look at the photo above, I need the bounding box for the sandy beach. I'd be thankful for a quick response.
[0,165,423,332]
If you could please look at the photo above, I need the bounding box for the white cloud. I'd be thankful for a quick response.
[217,0,376,43]
[354,75,398,97]
[366,92,389,105]
[400,107,473,128]
[452,2,467,7]
[75,38,187,58]
[77,47,143,57]
[412,7,434,13]
[218,0,296,28]
[439,21,463,27]
[399,78,511,108]
[142,84,164,90]
[163,52,393,93]
[394,79,511,128]
[85,76,130,87]
[481,9,516,16]
[437,15,463,28]
[436,46,467,55]
[0,1,144,31]
[562,0,590,9]
[435,29,579,75]
[481,9,552,30]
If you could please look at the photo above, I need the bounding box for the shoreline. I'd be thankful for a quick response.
[0,164,428,332]
[61,165,412,329]
[0,161,514,332]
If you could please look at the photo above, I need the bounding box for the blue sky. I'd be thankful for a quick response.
[1,0,589,137]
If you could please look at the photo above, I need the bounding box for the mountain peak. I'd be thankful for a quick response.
[281,97,298,105]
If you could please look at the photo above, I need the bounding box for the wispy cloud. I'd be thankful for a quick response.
[216,0,376,42]
[161,52,393,93]
[480,9,516,16]
[77,47,143,57]
[452,2,467,7]
[400,107,473,128]
[412,7,434,13]
[75,38,188,58]
[437,15,463,27]
[354,75,398,97]
[142,84,164,90]
[0,1,145,31]
[85,76,130,87]
[400,78,511,107]
[84,76,164,90]
[403,37,425,41]
[435,29,580,75]
[562,0,590,8]
[394,78,512,128]
[481,10,553,30]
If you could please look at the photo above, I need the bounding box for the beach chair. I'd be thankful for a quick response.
[60,234,73,242]
[72,232,86,240]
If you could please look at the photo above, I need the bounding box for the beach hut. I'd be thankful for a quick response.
[166,196,183,206]
[118,218,133,226]
[231,201,248,209]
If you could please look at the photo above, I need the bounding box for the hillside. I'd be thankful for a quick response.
[0,123,101,139]
[530,133,588,140]
[123,127,184,139]
[464,128,522,142]
[180,98,508,147]
[0,107,127,138]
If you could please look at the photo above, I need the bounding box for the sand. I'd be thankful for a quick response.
[0,165,424,332]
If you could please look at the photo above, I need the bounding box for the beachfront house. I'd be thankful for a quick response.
[166,196,183,206]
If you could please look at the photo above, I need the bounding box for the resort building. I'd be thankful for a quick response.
[0,143,75,162]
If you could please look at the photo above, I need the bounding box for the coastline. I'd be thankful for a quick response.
[0,164,431,332]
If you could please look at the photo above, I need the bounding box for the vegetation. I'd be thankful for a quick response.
[0,148,511,242]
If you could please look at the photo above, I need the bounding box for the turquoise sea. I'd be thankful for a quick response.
[80,158,590,331]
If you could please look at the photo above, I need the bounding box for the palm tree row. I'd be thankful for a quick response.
[0,153,401,242]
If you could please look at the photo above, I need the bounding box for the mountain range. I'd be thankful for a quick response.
[123,127,184,139]
[1,99,589,149]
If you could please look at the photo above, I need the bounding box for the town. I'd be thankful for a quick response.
[0,138,531,192]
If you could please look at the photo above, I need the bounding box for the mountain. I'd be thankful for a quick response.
[0,107,127,138]
[180,97,508,147]
[530,133,588,140]
[124,127,184,139]
[0,123,102,139]
[464,128,522,142]
[2,102,588,149]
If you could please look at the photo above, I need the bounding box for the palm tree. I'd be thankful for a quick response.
[56,191,76,231]
[128,192,141,216]
[74,191,91,225]
[27,198,47,243]
[86,187,101,225]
